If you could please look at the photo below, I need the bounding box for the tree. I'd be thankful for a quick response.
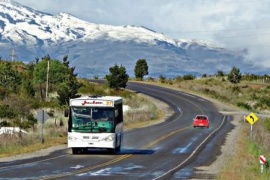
[106,64,129,89]
[227,66,242,84]
[57,56,82,106]
[0,61,22,93]
[216,70,225,77]
[19,78,35,98]
[183,74,195,80]
[0,104,16,119]
[134,59,148,80]
[33,55,70,101]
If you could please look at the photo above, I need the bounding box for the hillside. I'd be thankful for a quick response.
[1,0,269,78]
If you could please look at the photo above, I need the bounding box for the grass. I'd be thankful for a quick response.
[217,120,270,180]
[0,88,161,158]
[2,77,270,179]
[0,128,67,158]
[140,77,270,179]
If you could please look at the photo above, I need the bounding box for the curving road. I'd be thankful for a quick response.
[0,82,234,180]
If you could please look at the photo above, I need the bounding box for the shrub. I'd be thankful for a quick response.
[237,102,252,110]
[159,75,166,83]
[231,85,240,93]
[147,77,155,82]
[183,74,195,80]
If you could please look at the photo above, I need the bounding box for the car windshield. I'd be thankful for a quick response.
[196,116,207,120]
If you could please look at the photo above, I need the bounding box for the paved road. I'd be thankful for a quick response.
[0,82,233,180]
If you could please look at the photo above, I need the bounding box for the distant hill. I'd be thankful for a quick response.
[0,0,268,78]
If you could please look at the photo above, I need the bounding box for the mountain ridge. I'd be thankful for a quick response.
[0,0,267,78]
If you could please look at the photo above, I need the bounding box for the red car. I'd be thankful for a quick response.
[193,115,209,128]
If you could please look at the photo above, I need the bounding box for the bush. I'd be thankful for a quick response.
[159,75,166,83]
[237,102,252,110]
[183,74,195,80]
[147,77,155,82]
[231,85,240,93]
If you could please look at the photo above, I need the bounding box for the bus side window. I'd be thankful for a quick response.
[64,109,69,117]
[108,111,114,121]
[114,104,123,123]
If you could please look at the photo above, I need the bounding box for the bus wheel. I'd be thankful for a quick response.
[82,148,88,153]
[72,148,79,154]
[116,143,121,152]
[107,148,116,154]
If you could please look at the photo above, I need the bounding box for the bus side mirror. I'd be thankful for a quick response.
[64,109,69,117]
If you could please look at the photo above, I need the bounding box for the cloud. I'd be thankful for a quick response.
[17,0,270,68]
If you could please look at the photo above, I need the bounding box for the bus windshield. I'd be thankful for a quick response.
[71,106,115,132]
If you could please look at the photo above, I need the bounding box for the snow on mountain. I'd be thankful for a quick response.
[0,0,267,78]
[1,0,171,45]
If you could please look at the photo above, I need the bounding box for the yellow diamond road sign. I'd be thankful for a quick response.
[245,112,259,125]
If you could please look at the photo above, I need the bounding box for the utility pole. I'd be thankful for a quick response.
[45,59,50,102]
[10,48,16,62]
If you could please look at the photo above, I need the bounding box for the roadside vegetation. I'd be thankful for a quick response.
[1,55,270,179]
[0,80,160,158]
[143,71,270,179]
[0,57,160,158]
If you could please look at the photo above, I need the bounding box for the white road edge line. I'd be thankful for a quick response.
[153,115,227,180]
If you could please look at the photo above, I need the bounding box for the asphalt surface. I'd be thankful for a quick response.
[0,81,232,180]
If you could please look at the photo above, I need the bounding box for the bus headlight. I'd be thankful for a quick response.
[104,134,115,142]
[68,136,78,141]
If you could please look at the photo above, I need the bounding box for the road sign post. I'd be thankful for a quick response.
[260,155,266,174]
[35,110,50,143]
[245,112,259,140]
[250,125,253,140]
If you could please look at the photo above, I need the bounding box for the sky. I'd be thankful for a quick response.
[18,0,270,68]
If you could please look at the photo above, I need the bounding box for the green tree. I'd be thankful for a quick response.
[216,70,225,77]
[0,94,37,132]
[106,64,129,89]
[183,74,195,80]
[33,55,69,101]
[57,56,82,106]
[227,66,242,84]
[0,61,22,93]
[0,104,16,119]
[134,59,148,80]
[19,61,36,98]
[19,78,35,98]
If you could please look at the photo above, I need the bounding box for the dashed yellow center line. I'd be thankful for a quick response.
[42,126,191,179]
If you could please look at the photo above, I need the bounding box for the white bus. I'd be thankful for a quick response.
[65,95,123,154]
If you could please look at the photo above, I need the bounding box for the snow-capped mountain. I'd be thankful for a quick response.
[0,0,267,78]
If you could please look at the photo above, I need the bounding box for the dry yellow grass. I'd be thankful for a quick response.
[2,78,270,180]
[0,93,162,158]
[0,135,66,158]
[218,122,270,180]
[141,78,270,179]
